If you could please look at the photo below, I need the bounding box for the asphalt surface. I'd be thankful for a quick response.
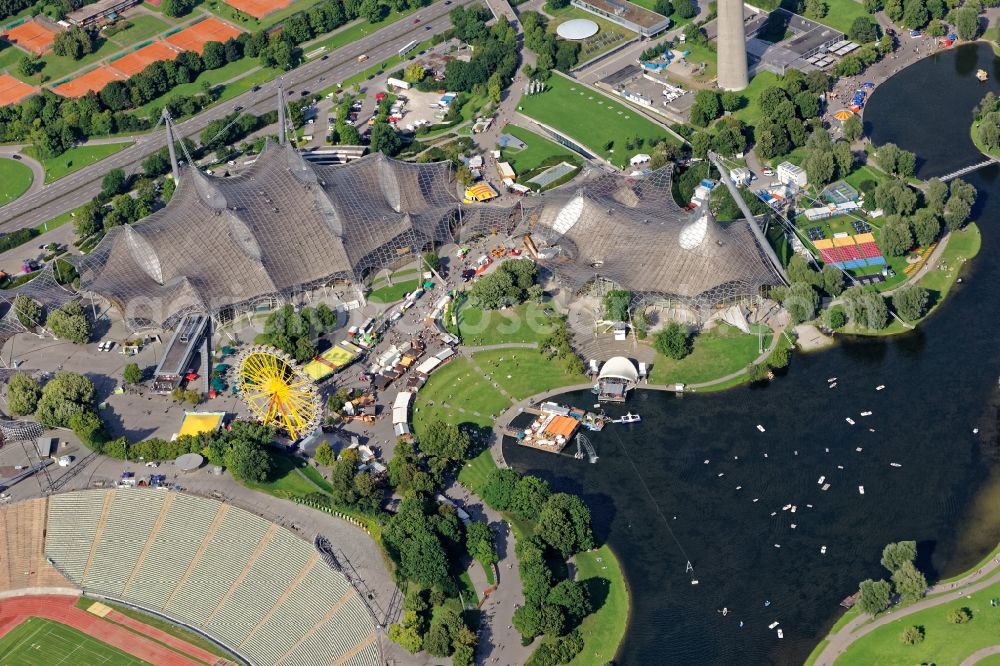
[0,0,474,232]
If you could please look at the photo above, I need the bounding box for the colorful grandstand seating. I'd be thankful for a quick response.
[45,489,380,666]
[813,233,886,271]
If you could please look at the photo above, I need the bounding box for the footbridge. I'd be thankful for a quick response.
[940,157,999,182]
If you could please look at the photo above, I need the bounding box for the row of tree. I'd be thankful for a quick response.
[522,11,580,73]
[468,258,541,310]
[444,8,519,91]
[975,91,1000,154]
[260,303,339,363]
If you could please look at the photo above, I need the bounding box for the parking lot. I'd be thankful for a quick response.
[597,64,695,124]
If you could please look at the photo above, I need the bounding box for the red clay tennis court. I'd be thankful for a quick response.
[165,17,243,55]
[223,0,291,19]
[110,40,181,76]
[53,65,125,97]
[2,19,57,55]
[0,73,37,104]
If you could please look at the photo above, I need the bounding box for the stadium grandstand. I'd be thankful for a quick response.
[0,131,783,342]
[1,488,384,666]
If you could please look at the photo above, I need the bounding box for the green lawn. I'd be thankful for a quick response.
[368,279,419,303]
[649,323,770,385]
[568,545,629,666]
[518,72,674,166]
[836,575,1000,665]
[843,164,892,191]
[457,447,496,495]
[0,157,33,205]
[458,302,556,346]
[732,71,781,126]
[500,123,580,176]
[74,597,233,660]
[0,41,24,73]
[242,449,330,498]
[25,141,134,183]
[107,14,171,47]
[471,348,588,400]
[544,5,635,63]
[412,357,511,435]
[815,0,870,36]
[0,616,148,665]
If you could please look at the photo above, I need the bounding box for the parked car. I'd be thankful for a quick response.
[145,461,158,468]
[762,168,774,176]
[251,85,261,92]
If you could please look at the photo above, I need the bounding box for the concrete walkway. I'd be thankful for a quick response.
[962,644,1000,666]
[814,553,1000,665]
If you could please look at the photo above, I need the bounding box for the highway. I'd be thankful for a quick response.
[0,0,472,231]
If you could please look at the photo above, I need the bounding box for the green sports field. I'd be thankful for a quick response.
[0,617,149,665]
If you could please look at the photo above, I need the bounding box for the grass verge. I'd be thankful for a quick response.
[648,323,771,385]
[0,157,33,205]
[458,301,556,346]
[25,141,134,183]
[567,545,629,666]
[412,357,511,435]
[471,348,588,400]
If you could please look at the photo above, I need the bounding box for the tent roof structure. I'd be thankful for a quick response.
[598,356,639,384]
[59,142,782,332]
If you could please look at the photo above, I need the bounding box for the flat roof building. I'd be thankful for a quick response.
[67,0,141,27]
[572,0,670,37]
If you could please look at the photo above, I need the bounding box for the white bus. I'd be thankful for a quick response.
[398,40,418,57]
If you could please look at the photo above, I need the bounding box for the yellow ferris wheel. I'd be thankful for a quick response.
[235,346,321,440]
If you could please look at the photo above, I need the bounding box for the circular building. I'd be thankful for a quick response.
[174,452,204,472]
[556,18,599,40]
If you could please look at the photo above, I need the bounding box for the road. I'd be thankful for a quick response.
[0,0,474,232]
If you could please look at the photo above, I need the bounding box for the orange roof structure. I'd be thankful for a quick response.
[543,415,579,439]
[0,74,37,105]
[2,20,56,55]
[53,65,126,97]
[109,41,180,77]
[165,17,242,55]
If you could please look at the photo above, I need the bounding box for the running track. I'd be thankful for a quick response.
[0,595,212,666]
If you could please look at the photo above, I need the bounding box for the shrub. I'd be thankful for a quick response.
[900,625,924,644]
[947,607,972,624]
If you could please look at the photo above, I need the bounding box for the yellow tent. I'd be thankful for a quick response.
[178,411,226,438]
[302,342,360,381]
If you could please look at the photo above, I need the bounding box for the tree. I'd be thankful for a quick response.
[388,612,424,652]
[224,437,271,482]
[720,91,745,112]
[781,282,820,324]
[34,371,96,428]
[692,90,721,125]
[47,301,91,344]
[944,178,976,231]
[101,168,127,198]
[892,560,927,602]
[423,620,452,656]
[896,149,916,177]
[893,284,929,321]
[202,41,226,70]
[654,322,690,360]
[674,0,696,18]
[875,143,901,174]
[900,625,924,644]
[466,520,498,569]
[547,579,591,625]
[602,289,631,321]
[857,578,892,616]
[482,468,519,510]
[881,540,917,572]
[805,150,836,186]
[911,209,940,247]
[804,0,828,18]
[13,294,43,329]
[954,5,981,40]
[821,265,844,297]
[123,362,143,384]
[823,306,847,330]
[314,441,335,466]
[654,0,673,14]
[849,16,881,42]
[17,54,40,79]
[863,0,883,11]
[537,493,594,556]
[901,0,929,28]
[510,475,551,520]
[843,115,863,142]
[948,607,972,624]
[404,62,426,83]
[419,419,469,461]
[879,217,914,257]
[6,373,41,416]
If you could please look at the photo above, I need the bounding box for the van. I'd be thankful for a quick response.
[357,54,368,62]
